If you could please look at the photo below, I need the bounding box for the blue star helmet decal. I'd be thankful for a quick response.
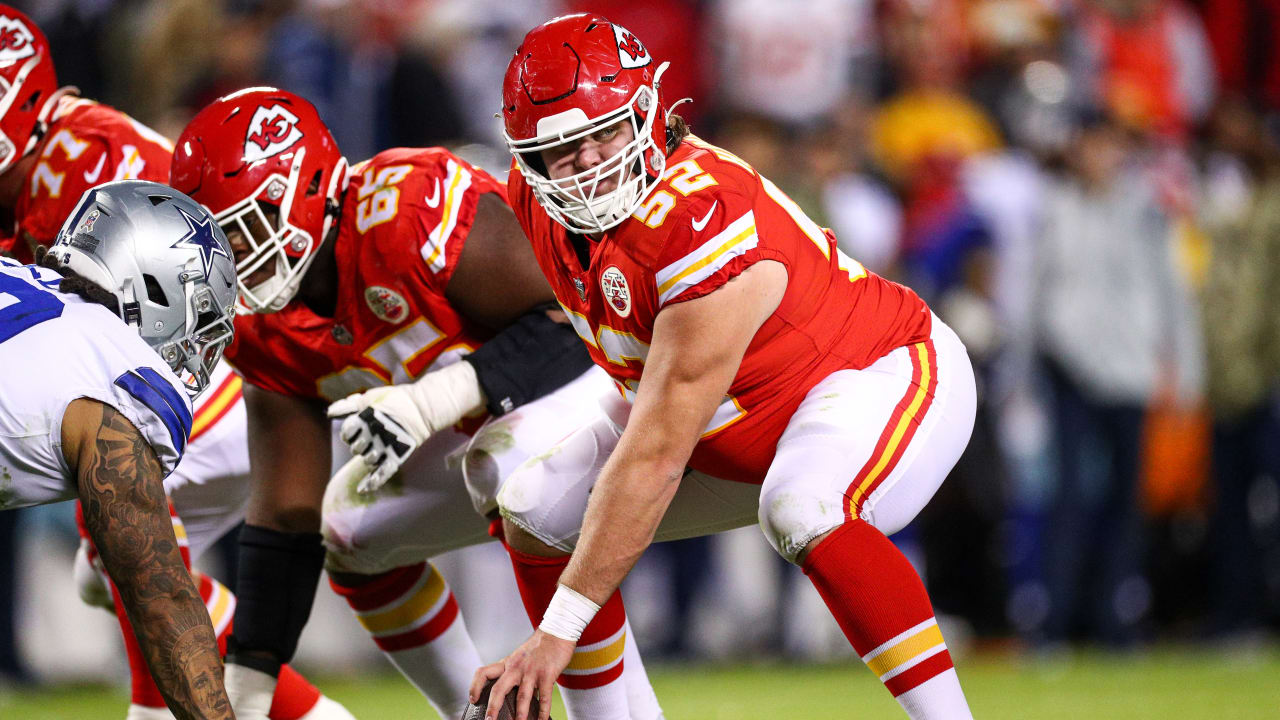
[171,204,230,280]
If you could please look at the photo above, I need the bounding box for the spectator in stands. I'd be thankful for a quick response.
[1196,97,1280,639]
[1067,0,1216,140]
[1032,108,1204,646]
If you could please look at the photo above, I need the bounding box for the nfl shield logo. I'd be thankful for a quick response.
[573,277,587,302]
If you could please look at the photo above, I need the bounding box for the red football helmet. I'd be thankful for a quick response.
[0,5,64,176]
[171,87,348,313]
[502,13,670,234]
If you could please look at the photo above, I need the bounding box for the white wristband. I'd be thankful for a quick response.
[538,583,601,643]
[405,359,485,433]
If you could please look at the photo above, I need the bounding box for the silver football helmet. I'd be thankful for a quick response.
[49,179,237,398]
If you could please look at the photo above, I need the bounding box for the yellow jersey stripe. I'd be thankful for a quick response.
[189,375,242,439]
[657,224,755,297]
[423,160,472,273]
[655,211,756,295]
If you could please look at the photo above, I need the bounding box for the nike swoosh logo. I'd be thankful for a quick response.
[691,201,718,232]
[83,153,106,184]
[423,178,441,208]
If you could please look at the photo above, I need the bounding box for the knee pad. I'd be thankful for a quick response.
[496,458,591,553]
[758,476,845,564]
[462,418,520,518]
[497,412,621,552]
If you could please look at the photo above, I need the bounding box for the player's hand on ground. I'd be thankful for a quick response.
[328,386,419,493]
[471,630,571,720]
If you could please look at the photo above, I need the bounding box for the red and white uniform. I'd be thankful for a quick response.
[3,96,249,559]
[510,136,932,483]
[502,136,976,562]
[228,147,501,402]
[1,97,172,260]
[228,147,614,574]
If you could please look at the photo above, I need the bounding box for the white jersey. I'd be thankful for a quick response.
[0,260,190,510]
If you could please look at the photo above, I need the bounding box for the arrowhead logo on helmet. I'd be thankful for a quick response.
[613,25,649,69]
[0,16,35,67]
[243,104,304,163]
[502,14,672,234]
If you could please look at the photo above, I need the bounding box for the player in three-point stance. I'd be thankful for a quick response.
[0,8,348,717]
[170,87,662,719]
[0,180,237,718]
[475,14,977,720]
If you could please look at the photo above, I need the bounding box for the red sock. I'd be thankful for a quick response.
[329,562,462,651]
[270,664,323,720]
[504,544,627,689]
[802,519,953,697]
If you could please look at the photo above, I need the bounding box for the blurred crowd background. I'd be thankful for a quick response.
[2,0,1279,694]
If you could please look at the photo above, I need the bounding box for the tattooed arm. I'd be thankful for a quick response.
[62,398,234,720]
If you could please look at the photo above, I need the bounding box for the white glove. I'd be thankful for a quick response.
[327,361,485,494]
[225,663,276,720]
[73,538,114,611]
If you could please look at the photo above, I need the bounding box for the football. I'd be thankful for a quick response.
[459,679,546,720]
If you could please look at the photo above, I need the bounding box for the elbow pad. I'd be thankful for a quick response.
[464,306,594,416]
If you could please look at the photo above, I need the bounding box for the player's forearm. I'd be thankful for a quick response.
[112,558,233,720]
[561,444,686,604]
[76,403,232,719]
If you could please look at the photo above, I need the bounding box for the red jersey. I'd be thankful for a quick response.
[1,97,173,261]
[510,136,931,483]
[228,147,506,402]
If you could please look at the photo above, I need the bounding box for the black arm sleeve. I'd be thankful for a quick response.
[463,304,594,416]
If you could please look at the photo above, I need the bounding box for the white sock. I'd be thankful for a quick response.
[125,704,175,720]
[297,695,358,720]
[380,611,481,719]
[558,621,632,720]
[620,619,663,720]
[894,668,974,720]
[225,663,276,720]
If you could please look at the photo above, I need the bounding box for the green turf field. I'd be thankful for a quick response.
[2,646,1277,718]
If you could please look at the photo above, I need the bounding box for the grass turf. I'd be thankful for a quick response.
[2,646,1277,718]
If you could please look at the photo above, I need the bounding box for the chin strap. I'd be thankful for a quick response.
[24,85,79,159]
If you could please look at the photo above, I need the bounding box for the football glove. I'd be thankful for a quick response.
[327,360,485,494]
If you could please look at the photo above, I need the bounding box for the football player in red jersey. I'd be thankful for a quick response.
[0,6,351,719]
[170,87,662,720]
[474,14,978,720]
